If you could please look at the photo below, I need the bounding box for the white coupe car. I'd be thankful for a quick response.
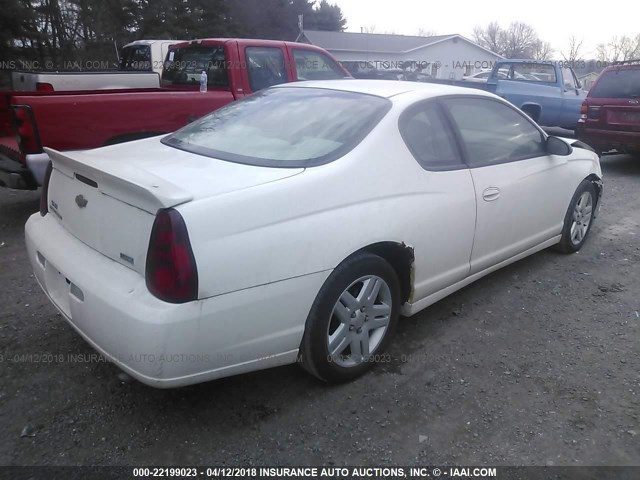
[25,80,602,388]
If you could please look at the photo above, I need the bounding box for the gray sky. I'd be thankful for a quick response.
[333,0,639,58]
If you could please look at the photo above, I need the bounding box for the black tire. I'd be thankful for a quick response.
[299,252,401,383]
[555,180,597,253]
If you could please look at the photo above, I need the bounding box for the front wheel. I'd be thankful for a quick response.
[555,180,597,253]
[299,252,401,383]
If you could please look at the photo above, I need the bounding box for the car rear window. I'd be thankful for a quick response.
[590,69,640,98]
[162,87,391,168]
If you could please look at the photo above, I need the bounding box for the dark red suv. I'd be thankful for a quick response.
[577,63,640,155]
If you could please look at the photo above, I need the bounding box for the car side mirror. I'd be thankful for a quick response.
[546,136,572,156]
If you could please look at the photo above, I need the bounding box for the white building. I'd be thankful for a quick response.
[297,30,502,80]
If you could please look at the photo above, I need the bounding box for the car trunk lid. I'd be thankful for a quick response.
[45,140,303,275]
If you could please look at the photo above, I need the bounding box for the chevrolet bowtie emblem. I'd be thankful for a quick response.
[75,194,88,208]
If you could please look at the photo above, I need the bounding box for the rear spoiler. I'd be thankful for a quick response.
[45,147,193,214]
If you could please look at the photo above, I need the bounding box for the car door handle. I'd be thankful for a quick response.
[482,187,501,202]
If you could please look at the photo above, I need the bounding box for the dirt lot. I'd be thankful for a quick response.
[0,153,639,467]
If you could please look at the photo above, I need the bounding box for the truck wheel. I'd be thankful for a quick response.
[554,180,597,254]
[299,252,401,383]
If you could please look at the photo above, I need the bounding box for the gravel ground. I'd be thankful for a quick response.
[0,153,638,467]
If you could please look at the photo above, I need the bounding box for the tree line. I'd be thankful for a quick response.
[0,0,346,66]
[473,21,640,74]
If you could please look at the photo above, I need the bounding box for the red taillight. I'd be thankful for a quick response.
[146,208,198,304]
[35,82,54,92]
[12,105,41,154]
[580,103,588,115]
[39,161,53,216]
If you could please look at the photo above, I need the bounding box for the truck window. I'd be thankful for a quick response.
[590,69,640,98]
[561,67,577,90]
[161,45,229,88]
[120,45,152,71]
[499,63,557,83]
[246,47,287,91]
[293,49,345,81]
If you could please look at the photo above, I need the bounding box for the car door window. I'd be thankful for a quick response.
[443,98,546,167]
[399,102,464,170]
[246,47,287,92]
[293,49,345,81]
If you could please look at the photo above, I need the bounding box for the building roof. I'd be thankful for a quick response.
[299,30,456,53]
[299,30,502,59]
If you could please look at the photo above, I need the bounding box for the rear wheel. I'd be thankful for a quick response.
[299,252,401,383]
[555,180,597,253]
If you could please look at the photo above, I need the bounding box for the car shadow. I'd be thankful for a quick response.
[599,153,640,176]
[0,189,40,228]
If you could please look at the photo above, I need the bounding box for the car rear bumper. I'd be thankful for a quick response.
[577,125,640,152]
[25,213,328,388]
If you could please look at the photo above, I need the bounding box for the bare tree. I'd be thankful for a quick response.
[597,34,640,63]
[562,36,584,63]
[531,40,553,61]
[473,21,505,55]
[473,21,543,58]
[502,22,538,58]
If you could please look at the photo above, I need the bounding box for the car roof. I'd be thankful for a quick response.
[274,79,496,99]
[600,63,640,73]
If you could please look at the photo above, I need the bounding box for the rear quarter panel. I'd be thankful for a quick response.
[177,106,475,300]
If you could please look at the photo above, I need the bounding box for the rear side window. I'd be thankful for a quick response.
[161,45,228,88]
[293,49,346,81]
[443,97,546,167]
[246,47,287,92]
[399,102,464,170]
[590,69,640,98]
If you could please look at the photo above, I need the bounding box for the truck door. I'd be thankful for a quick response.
[561,67,587,129]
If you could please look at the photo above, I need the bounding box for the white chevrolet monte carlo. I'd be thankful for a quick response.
[25,80,602,388]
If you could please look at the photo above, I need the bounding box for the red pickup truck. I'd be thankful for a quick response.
[0,38,350,189]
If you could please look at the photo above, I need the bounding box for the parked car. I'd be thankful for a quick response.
[26,80,602,388]
[577,63,640,155]
[462,70,492,82]
[429,60,587,129]
[10,40,183,92]
[0,38,349,190]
